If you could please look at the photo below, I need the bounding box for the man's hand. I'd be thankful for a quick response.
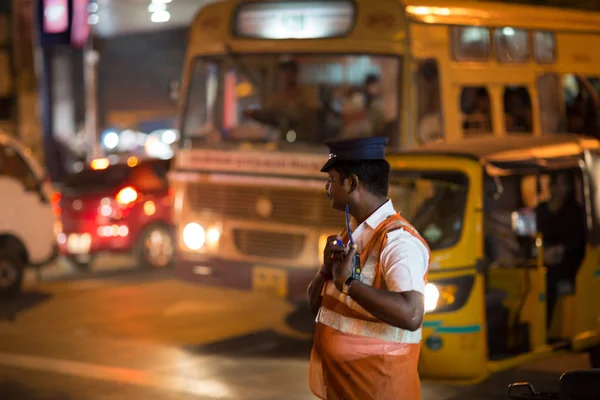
[333,244,357,292]
[322,235,345,278]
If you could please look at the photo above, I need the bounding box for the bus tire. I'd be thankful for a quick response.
[0,249,24,299]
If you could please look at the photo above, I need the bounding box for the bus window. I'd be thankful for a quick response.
[563,74,600,138]
[537,74,563,133]
[417,59,443,144]
[451,26,490,61]
[461,86,492,135]
[494,27,530,63]
[503,86,532,133]
[181,55,401,146]
[183,60,219,142]
[534,31,556,64]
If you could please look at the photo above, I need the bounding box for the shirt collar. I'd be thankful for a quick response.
[351,199,396,231]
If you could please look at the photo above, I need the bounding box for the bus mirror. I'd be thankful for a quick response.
[511,208,537,237]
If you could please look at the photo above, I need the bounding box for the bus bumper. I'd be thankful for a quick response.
[174,254,317,303]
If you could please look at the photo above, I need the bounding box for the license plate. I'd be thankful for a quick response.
[252,266,288,298]
[67,233,91,254]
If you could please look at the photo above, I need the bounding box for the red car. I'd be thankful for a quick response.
[56,156,174,271]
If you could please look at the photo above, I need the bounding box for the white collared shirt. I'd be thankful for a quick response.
[350,200,429,294]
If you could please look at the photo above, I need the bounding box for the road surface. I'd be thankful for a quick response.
[0,256,592,399]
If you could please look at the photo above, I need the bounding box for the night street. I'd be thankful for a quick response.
[0,258,591,399]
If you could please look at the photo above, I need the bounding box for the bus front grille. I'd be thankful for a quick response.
[186,183,342,228]
[233,229,305,259]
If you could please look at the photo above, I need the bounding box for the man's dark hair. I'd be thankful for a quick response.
[365,73,379,86]
[332,159,391,197]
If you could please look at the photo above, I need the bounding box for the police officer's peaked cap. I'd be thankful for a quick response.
[320,136,389,172]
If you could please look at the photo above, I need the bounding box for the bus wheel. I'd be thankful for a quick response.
[590,344,600,368]
[0,249,24,299]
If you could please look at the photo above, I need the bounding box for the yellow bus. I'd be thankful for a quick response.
[171,0,600,303]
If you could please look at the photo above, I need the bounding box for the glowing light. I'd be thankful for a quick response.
[127,156,138,167]
[234,2,354,39]
[424,283,440,312]
[162,130,177,145]
[102,131,119,149]
[503,27,515,36]
[119,225,129,237]
[207,227,221,244]
[91,158,109,170]
[116,187,138,205]
[286,130,297,143]
[144,201,156,216]
[183,223,205,250]
[151,10,171,23]
[148,3,166,12]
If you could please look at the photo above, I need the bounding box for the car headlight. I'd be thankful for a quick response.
[424,282,459,313]
[183,222,205,250]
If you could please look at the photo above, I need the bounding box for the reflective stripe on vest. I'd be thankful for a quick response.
[316,306,422,343]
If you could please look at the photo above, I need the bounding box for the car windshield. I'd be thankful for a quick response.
[182,54,401,148]
[390,171,468,251]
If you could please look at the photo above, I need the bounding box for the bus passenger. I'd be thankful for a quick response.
[263,59,318,141]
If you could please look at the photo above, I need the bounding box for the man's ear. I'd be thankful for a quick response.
[348,174,359,194]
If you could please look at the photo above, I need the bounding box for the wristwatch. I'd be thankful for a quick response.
[342,276,357,295]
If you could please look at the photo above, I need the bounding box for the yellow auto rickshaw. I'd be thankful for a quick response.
[384,134,600,382]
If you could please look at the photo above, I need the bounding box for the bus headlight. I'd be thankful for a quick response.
[183,222,205,250]
[424,282,459,313]
[207,227,221,244]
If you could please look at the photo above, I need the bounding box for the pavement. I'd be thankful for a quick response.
[0,255,592,399]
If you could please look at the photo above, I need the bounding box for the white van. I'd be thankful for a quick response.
[0,132,58,297]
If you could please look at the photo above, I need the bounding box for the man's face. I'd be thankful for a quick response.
[326,169,348,211]
[366,81,381,98]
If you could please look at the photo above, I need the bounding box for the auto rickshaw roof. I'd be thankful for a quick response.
[398,134,600,166]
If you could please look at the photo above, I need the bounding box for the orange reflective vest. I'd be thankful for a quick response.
[309,213,430,400]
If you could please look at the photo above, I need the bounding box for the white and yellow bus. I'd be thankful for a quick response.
[171,0,600,302]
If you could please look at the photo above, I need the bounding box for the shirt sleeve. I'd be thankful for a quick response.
[380,229,429,294]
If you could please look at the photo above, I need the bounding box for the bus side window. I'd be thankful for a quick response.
[417,59,443,144]
[537,74,563,133]
[563,74,600,138]
[503,86,532,133]
[451,26,490,61]
[533,31,556,64]
[461,86,492,135]
[495,27,530,63]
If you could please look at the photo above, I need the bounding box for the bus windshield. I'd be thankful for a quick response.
[182,54,401,147]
